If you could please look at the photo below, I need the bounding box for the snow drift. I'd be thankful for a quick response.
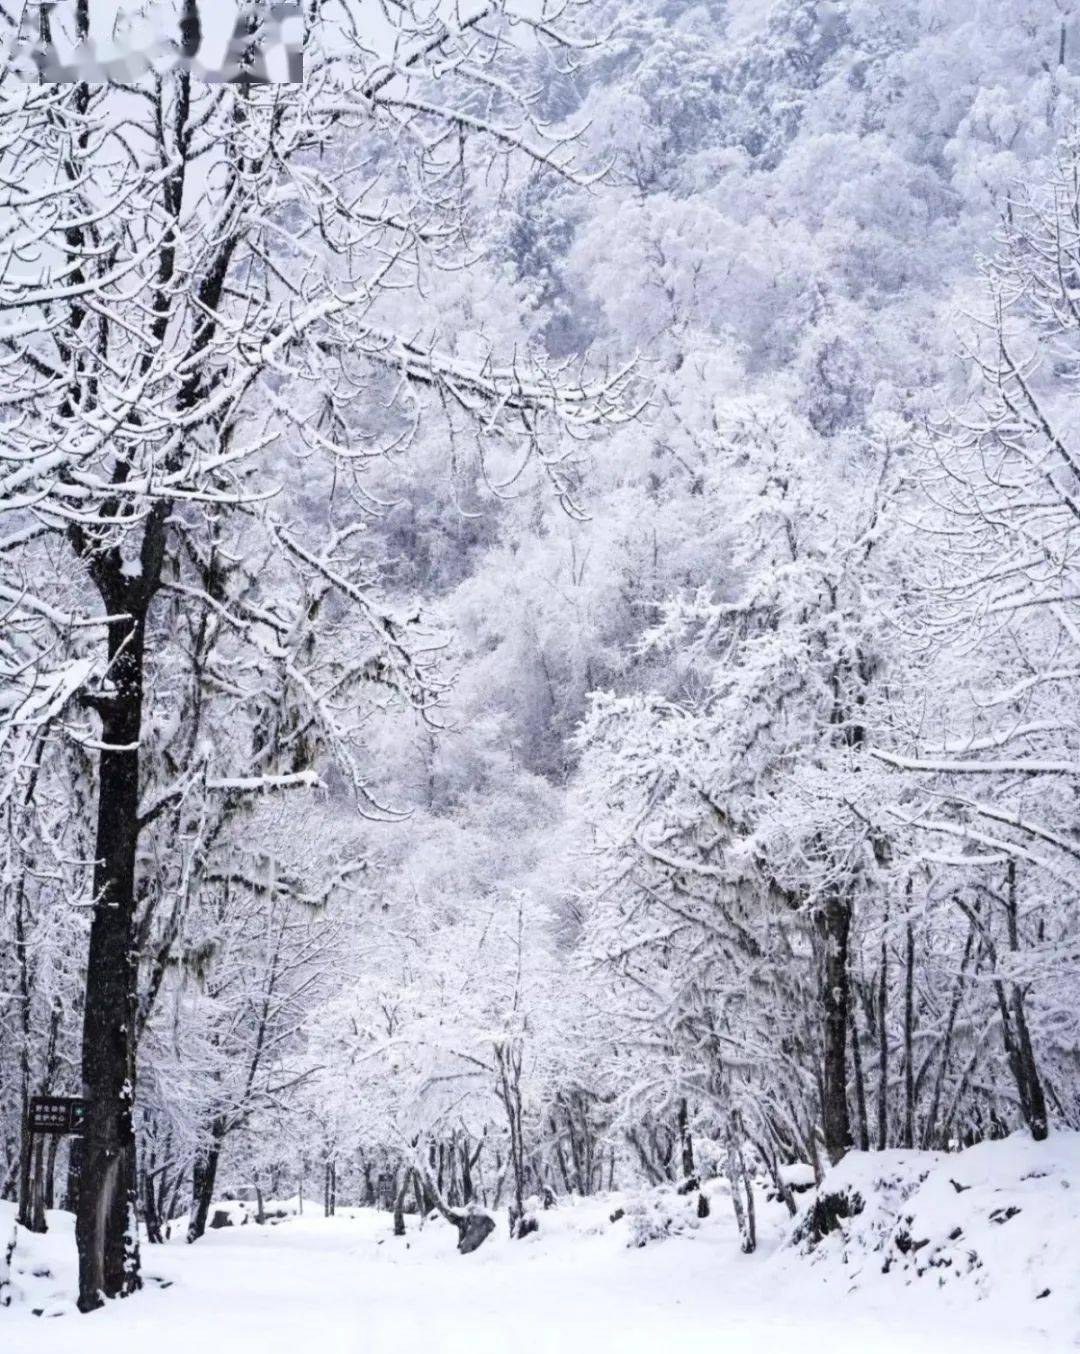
[787,1130,1080,1333]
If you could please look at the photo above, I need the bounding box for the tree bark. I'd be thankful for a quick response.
[1000,861,1048,1141]
[75,593,150,1311]
[902,918,916,1149]
[725,1112,756,1254]
[393,1171,408,1237]
[187,1118,225,1243]
[143,1170,163,1245]
[816,895,853,1164]
[876,922,889,1150]
[848,998,870,1153]
[677,1098,697,1187]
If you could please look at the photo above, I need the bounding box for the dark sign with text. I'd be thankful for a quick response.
[29,1096,89,1136]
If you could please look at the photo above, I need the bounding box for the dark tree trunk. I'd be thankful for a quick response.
[16,1122,41,1233]
[143,1171,163,1245]
[677,1098,697,1187]
[64,1138,83,1214]
[29,1134,47,1232]
[417,1166,496,1254]
[902,918,916,1149]
[752,1130,797,1217]
[75,597,149,1311]
[254,1176,266,1225]
[999,861,1048,1141]
[44,1135,58,1211]
[461,1137,482,1205]
[848,998,870,1153]
[188,1120,225,1243]
[324,1160,336,1217]
[14,855,41,1232]
[876,924,889,1150]
[725,1112,756,1254]
[816,895,853,1164]
[393,1172,408,1237]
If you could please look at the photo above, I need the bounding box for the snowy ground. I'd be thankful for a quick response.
[3,1135,1076,1353]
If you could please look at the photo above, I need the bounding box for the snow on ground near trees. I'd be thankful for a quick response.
[793,1129,1080,1325]
[3,1134,1076,1353]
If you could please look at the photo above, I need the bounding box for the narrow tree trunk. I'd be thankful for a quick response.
[725,1112,756,1254]
[323,1160,336,1217]
[876,924,889,1150]
[64,1138,83,1214]
[254,1178,266,1225]
[751,1130,796,1218]
[16,1123,40,1233]
[1002,861,1048,1141]
[411,1167,427,1221]
[816,895,853,1164]
[13,854,40,1233]
[29,1134,47,1232]
[187,1118,225,1243]
[143,1171,163,1245]
[43,1135,58,1211]
[677,1098,697,1187]
[393,1171,408,1237]
[923,922,975,1149]
[848,998,870,1152]
[902,918,916,1149]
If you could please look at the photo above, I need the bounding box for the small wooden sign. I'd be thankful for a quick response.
[29,1095,89,1136]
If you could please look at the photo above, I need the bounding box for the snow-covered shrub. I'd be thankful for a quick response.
[623,1187,702,1248]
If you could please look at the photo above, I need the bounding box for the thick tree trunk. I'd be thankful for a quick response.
[75,602,148,1311]
[816,895,853,1164]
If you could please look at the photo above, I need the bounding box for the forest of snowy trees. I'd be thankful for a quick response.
[2,0,1080,1327]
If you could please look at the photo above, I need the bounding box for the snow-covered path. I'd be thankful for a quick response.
[1,1200,1062,1353]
